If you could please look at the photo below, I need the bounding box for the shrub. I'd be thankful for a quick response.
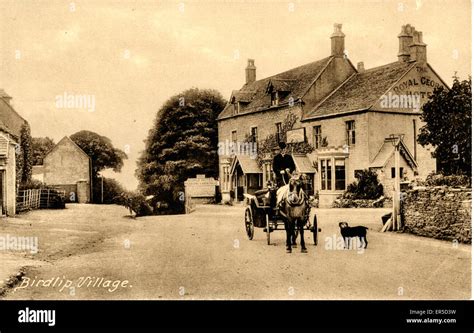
[344,169,384,200]
[422,172,471,187]
[92,177,126,204]
[332,197,385,208]
[19,179,52,190]
[114,191,153,217]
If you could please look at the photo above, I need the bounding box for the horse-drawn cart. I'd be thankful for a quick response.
[243,191,320,247]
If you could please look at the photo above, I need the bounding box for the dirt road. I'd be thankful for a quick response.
[0,204,470,300]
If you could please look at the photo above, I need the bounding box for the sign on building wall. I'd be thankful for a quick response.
[378,65,447,111]
[286,128,306,143]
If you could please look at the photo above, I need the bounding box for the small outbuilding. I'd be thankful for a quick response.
[32,136,92,203]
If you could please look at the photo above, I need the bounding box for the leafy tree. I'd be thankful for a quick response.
[418,77,471,176]
[70,130,127,178]
[344,169,384,199]
[92,177,127,204]
[136,88,226,213]
[32,137,55,165]
[16,123,33,184]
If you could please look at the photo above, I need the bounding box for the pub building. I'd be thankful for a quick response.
[217,24,448,207]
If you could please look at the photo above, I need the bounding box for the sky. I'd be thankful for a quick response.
[0,0,471,190]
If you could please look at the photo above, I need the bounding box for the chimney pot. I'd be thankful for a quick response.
[357,61,365,72]
[398,24,414,62]
[409,30,427,63]
[330,23,345,57]
[245,59,256,84]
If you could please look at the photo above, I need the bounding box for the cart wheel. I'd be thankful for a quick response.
[245,207,254,240]
[265,214,271,245]
[313,214,318,246]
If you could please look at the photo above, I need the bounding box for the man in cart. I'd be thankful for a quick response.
[272,141,295,187]
[264,142,296,219]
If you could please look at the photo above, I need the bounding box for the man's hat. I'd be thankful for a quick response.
[278,141,287,149]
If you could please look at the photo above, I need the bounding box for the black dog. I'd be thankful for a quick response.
[338,222,368,249]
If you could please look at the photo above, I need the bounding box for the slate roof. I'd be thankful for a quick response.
[369,137,418,170]
[218,56,333,120]
[0,119,15,138]
[0,94,28,138]
[304,61,415,120]
[0,89,12,99]
[230,155,261,174]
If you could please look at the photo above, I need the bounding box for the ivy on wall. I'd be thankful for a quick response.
[15,123,33,186]
[245,113,314,168]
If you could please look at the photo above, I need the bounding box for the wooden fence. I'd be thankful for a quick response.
[16,188,66,212]
[16,189,40,212]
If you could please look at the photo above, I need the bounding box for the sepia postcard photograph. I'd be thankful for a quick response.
[0,0,472,329]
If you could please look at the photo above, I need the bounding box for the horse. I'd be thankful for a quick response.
[279,174,310,253]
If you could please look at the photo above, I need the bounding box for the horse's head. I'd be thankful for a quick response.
[287,175,304,206]
[284,174,309,223]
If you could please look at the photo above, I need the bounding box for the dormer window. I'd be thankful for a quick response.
[230,91,251,115]
[271,91,279,106]
[231,96,240,115]
[233,102,241,114]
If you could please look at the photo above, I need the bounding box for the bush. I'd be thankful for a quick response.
[114,191,153,217]
[92,177,126,204]
[332,197,385,208]
[344,169,384,200]
[19,179,52,190]
[422,172,471,187]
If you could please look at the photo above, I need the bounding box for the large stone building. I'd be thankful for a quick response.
[32,136,92,203]
[0,89,29,216]
[217,24,447,207]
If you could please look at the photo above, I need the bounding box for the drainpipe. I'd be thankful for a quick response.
[413,119,417,161]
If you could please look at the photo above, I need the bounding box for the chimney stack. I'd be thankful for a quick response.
[330,23,345,57]
[357,61,365,72]
[398,24,414,62]
[245,59,256,84]
[398,24,427,63]
[409,30,427,63]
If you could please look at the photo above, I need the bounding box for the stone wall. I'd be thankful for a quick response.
[401,186,471,243]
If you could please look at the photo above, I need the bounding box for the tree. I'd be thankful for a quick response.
[16,123,33,184]
[70,131,127,204]
[32,137,56,165]
[418,77,471,176]
[92,177,126,204]
[136,88,226,213]
[70,130,127,178]
[344,169,384,199]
